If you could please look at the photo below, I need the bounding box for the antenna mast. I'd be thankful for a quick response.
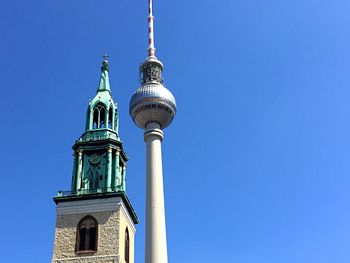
[148,0,156,57]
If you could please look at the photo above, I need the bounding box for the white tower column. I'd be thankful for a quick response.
[144,122,168,263]
[129,2,176,260]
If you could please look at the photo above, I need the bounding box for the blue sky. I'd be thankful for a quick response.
[1,0,350,262]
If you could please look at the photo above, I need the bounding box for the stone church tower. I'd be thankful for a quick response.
[51,58,138,263]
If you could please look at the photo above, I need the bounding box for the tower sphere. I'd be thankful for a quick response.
[129,56,176,129]
[129,81,176,129]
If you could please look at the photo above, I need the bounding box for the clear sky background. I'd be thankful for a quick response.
[1,0,350,262]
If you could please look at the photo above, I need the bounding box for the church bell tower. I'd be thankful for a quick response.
[52,58,138,263]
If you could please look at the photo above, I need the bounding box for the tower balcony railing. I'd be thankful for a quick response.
[79,129,119,142]
[56,187,122,197]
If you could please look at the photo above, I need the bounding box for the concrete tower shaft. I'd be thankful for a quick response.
[129,1,176,263]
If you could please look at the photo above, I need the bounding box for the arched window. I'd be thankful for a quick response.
[108,107,113,129]
[114,110,119,131]
[93,108,99,129]
[125,228,130,263]
[76,216,98,253]
[92,104,106,129]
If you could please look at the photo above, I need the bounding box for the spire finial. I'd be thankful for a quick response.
[148,0,156,57]
[101,54,109,72]
[103,53,109,62]
[98,55,111,92]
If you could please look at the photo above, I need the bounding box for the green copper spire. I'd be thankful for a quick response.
[56,57,128,197]
[97,58,111,93]
[53,56,138,226]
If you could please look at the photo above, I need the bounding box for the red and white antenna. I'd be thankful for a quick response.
[148,0,156,57]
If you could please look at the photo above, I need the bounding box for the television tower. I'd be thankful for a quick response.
[129,1,177,263]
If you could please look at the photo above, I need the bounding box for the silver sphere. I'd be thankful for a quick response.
[129,82,176,129]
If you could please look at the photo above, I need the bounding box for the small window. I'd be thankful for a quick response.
[76,216,98,253]
[108,107,113,129]
[125,228,130,263]
[114,113,118,130]
[92,103,106,129]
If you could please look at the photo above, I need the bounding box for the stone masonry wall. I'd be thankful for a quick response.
[52,209,120,263]
[118,209,136,263]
